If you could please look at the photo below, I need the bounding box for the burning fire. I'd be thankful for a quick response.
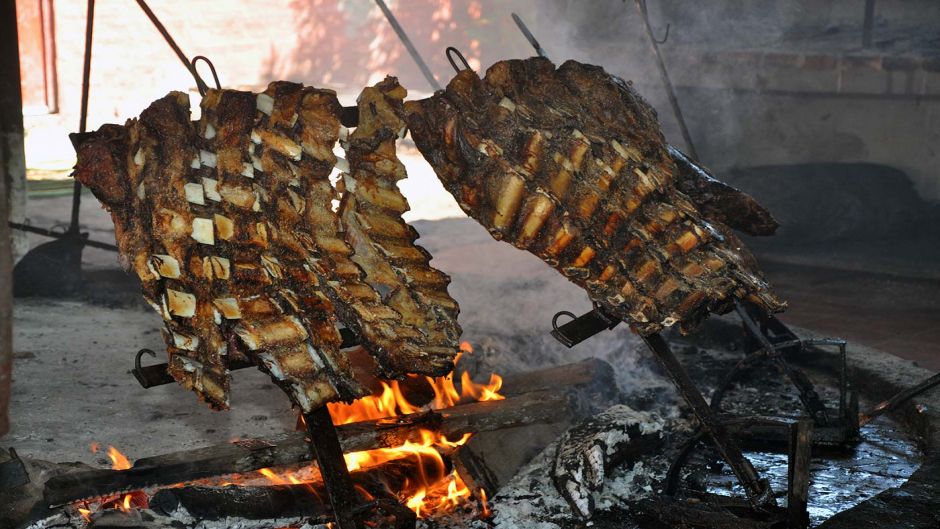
[77,445,147,521]
[262,341,502,517]
[74,342,501,522]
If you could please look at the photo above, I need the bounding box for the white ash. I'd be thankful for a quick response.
[552,405,667,517]
[162,509,315,529]
[490,405,681,529]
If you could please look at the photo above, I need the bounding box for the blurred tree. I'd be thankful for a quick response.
[275,0,530,93]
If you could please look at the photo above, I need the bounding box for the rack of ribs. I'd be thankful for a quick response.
[405,57,785,335]
[73,81,461,411]
[338,77,461,362]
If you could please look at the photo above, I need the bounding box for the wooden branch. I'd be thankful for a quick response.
[44,390,567,506]
[500,358,617,400]
[787,419,813,529]
[149,457,433,523]
[150,483,332,521]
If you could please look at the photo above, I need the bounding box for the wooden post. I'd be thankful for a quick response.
[0,0,27,438]
[787,419,814,529]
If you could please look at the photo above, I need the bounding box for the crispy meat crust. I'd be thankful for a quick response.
[73,80,463,410]
[405,58,784,335]
[339,77,462,374]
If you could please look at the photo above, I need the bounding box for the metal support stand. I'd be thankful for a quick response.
[10,0,97,297]
[643,333,776,510]
[733,301,831,425]
[303,407,363,529]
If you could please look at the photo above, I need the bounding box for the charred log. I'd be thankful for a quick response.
[551,405,665,518]
[43,389,570,506]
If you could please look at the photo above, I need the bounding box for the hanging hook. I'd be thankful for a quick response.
[653,23,671,44]
[446,46,472,74]
[190,55,221,96]
[551,310,577,332]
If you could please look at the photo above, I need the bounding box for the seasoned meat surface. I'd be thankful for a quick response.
[668,146,778,237]
[73,81,461,410]
[74,90,365,410]
[405,58,784,334]
[339,77,462,370]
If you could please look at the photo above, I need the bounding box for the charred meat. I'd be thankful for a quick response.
[339,77,462,369]
[73,82,461,410]
[405,58,784,334]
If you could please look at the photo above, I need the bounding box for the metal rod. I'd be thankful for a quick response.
[642,333,775,510]
[0,0,26,438]
[511,13,547,58]
[68,0,96,235]
[132,328,359,388]
[303,407,362,529]
[859,371,940,426]
[133,0,207,94]
[633,0,699,160]
[734,301,830,425]
[373,0,442,92]
[862,0,876,49]
[8,221,118,252]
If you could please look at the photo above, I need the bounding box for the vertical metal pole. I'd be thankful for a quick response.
[373,0,442,92]
[511,13,547,58]
[133,0,207,94]
[862,0,876,49]
[68,0,96,234]
[0,0,26,437]
[633,0,699,161]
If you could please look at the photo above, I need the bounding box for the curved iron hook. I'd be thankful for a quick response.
[135,348,156,372]
[190,55,221,96]
[653,23,671,44]
[551,310,577,332]
[446,46,472,74]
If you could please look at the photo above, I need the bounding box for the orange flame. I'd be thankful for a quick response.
[75,341,501,520]
[107,446,132,470]
[262,341,501,517]
[480,488,491,518]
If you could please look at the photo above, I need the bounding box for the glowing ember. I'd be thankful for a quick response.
[72,445,148,521]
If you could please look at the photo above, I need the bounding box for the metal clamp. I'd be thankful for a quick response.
[550,305,620,348]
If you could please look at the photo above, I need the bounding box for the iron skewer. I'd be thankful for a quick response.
[373,0,442,92]
[511,13,547,58]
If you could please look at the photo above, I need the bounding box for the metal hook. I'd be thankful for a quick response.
[551,311,577,332]
[446,46,472,74]
[132,348,159,388]
[653,23,670,44]
[190,55,221,96]
[135,348,156,372]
